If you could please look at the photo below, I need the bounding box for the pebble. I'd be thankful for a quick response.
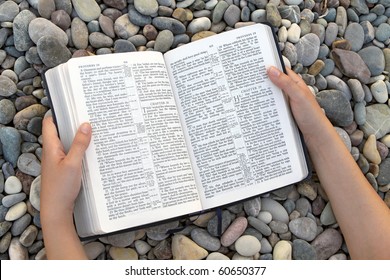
[0,221,12,238]
[72,0,101,22]
[146,221,179,241]
[358,46,386,76]
[19,225,38,247]
[0,127,21,167]
[257,211,272,224]
[2,193,26,208]
[109,247,138,260]
[191,228,221,251]
[207,210,231,236]
[71,17,89,50]
[235,235,261,257]
[377,158,390,185]
[248,216,272,236]
[206,252,230,260]
[115,14,140,39]
[260,198,289,223]
[273,240,292,260]
[154,30,174,53]
[220,216,247,247]
[292,239,317,260]
[360,104,390,139]
[4,176,22,195]
[311,228,343,260]
[320,202,337,226]
[243,197,261,217]
[84,242,105,260]
[51,10,71,31]
[9,237,28,260]
[153,239,172,259]
[0,76,17,97]
[376,23,390,41]
[344,22,365,51]
[5,202,27,222]
[371,80,388,104]
[289,217,317,241]
[172,234,208,260]
[17,153,41,177]
[134,240,151,255]
[224,4,241,27]
[296,33,320,66]
[316,90,354,127]
[114,39,136,53]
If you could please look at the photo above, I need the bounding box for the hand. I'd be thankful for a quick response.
[40,116,92,220]
[267,66,333,148]
[40,116,92,259]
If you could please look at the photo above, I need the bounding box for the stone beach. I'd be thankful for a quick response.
[0,0,389,260]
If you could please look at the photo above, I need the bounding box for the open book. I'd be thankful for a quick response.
[45,23,309,238]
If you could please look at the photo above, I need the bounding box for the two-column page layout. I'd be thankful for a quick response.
[45,23,308,237]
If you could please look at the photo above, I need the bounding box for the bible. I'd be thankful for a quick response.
[44,23,309,238]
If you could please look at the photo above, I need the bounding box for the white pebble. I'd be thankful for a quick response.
[206,252,230,260]
[4,176,22,194]
[235,235,261,257]
[5,202,27,221]
[257,211,272,224]
[273,240,292,260]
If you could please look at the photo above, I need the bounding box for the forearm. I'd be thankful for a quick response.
[306,123,390,259]
[41,212,87,260]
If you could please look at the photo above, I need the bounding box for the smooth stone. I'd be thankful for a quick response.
[9,237,28,260]
[335,127,352,151]
[282,42,297,66]
[248,216,272,236]
[207,210,231,236]
[287,23,301,43]
[344,22,365,51]
[297,181,318,201]
[269,220,288,234]
[28,175,41,211]
[2,193,26,208]
[172,234,208,260]
[191,228,221,251]
[289,217,317,241]
[28,18,68,45]
[0,221,12,238]
[37,0,55,19]
[0,232,11,253]
[107,231,135,247]
[84,242,105,260]
[273,240,292,260]
[260,237,272,254]
[212,1,229,23]
[134,0,158,16]
[128,35,147,47]
[308,60,325,76]
[378,158,390,185]
[129,7,152,27]
[348,79,365,103]
[72,0,101,22]
[220,216,248,247]
[358,46,385,76]
[19,225,38,247]
[153,239,172,260]
[98,15,115,39]
[320,59,335,76]
[191,211,215,227]
[311,228,343,260]
[336,6,348,36]
[243,197,261,217]
[145,221,179,241]
[371,80,388,104]
[384,48,390,73]
[37,36,72,68]
[360,104,390,139]
[292,239,317,260]
[134,240,151,255]
[320,202,337,226]
[0,76,17,97]
[296,33,320,66]
[154,30,174,53]
[89,32,114,48]
[224,4,241,27]
[376,23,390,41]
[114,39,136,53]
[243,227,263,242]
[381,135,390,147]
[279,5,300,23]
[152,17,186,35]
[17,153,41,177]
[354,103,366,126]
[266,3,282,27]
[351,0,369,14]
[4,176,22,195]
[261,198,289,223]
[187,17,211,34]
[13,10,36,51]
[114,14,140,39]
[71,17,89,50]
[361,21,376,44]
[51,10,71,31]
[257,211,272,224]
[0,1,19,22]
[5,202,27,222]
[235,235,261,257]
[109,247,138,260]
[331,48,371,84]
[0,127,21,167]
[103,0,127,10]
[326,75,352,98]
[206,252,230,260]
[316,90,354,127]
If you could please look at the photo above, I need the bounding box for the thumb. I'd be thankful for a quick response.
[66,123,92,164]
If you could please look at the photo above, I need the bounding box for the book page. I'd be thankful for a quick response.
[65,52,201,236]
[165,24,307,209]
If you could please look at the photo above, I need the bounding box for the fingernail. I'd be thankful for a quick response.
[267,66,281,78]
[80,123,91,134]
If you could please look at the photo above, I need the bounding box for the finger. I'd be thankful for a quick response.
[42,116,65,155]
[267,66,303,98]
[66,123,92,165]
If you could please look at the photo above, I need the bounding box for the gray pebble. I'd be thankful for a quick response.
[37,36,72,68]
[247,216,272,236]
[0,127,21,167]
[292,239,317,260]
[344,22,365,51]
[154,30,174,53]
[114,39,136,53]
[358,46,385,77]
[0,99,16,125]
[2,193,26,208]
[289,217,317,241]
[13,10,36,52]
[17,153,41,177]
[191,228,221,251]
